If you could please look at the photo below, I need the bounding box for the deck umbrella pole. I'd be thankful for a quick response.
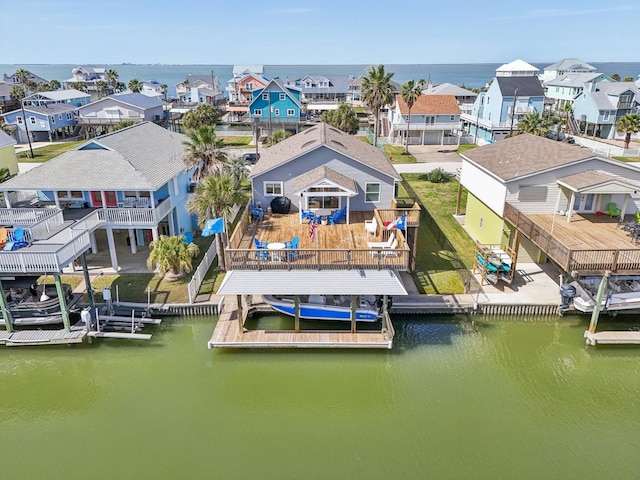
[0,279,13,333]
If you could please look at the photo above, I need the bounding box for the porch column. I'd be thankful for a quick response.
[105,226,119,271]
[0,279,14,333]
[128,228,137,254]
[350,295,357,334]
[346,197,350,224]
[621,195,629,221]
[90,231,98,253]
[54,274,71,332]
[151,227,159,242]
[4,193,11,209]
[566,192,576,223]
[150,191,156,208]
[237,295,244,332]
[53,191,61,208]
[168,210,176,236]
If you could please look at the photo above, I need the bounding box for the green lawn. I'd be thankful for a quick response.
[17,140,85,162]
[613,156,640,162]
[403,174,476,294]
[457,144,477,155]
[220,136,252,147]
[383,144,417,163]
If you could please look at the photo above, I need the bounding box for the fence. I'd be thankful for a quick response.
[574,136,640,158]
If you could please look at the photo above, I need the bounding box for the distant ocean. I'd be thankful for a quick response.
[2,62,639,98]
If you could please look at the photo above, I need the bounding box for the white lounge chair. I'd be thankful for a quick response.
[367,231,395,249]
[365,216,377,236]
[369,238,398,257]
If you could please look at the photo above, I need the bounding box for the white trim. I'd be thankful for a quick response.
[365,182,381,203]
[263,181,283,196]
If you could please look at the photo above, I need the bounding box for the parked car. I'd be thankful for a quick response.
[243,153,260,164]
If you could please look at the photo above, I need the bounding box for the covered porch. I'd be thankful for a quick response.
[291,165,358,221]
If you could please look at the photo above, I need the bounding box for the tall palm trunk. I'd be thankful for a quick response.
[405,106,412,154]
[216,232,226,271]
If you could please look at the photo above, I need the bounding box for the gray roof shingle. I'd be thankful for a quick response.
[248,123,400,181]
[496,76,544,97]
[1,122,186,191]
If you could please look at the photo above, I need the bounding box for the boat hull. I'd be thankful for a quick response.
[263,295,381,322]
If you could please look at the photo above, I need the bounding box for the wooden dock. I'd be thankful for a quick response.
[208,302,394,349]
[0,327,86,347]
[584,330,640,346]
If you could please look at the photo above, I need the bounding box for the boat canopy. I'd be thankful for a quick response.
[217,269,408,296]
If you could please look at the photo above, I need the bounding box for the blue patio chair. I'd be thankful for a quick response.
[182,231,193,244]
[301,209,316,224]
[250,204,264,221]
[254,237,269,260]
[286,236,300,260]
[4,227,29,251]
[329,206,347,226]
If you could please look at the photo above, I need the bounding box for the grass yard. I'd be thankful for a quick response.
[613,156,640,162]
[403,174,476,294]
[17,140,85,162]
[220,136,252,147]
[383,144,416,163]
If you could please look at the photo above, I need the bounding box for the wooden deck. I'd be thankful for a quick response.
[208,300,394,349]
[505,203,640,274]
[585,330,640,346]
[226,208,417,271]
[0,326,86,346]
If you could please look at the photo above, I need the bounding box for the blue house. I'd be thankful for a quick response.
[462,59,545,144]
[572,81,640,139]
[249,78,303,136]
[2,103,78,143]
[0,122,194,271]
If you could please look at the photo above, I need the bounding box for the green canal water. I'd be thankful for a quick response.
[1,315,639,479]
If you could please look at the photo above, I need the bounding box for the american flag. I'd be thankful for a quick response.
[309,222,317,240]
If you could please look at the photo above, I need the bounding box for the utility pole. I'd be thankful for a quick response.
[20,99,34,159]
[509,88,519,136]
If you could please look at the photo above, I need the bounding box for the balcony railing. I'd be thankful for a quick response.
[97,198,172,227]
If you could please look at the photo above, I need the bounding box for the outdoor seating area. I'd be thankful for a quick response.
[253,235,300,262]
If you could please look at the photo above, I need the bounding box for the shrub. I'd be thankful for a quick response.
[425,167,450,183]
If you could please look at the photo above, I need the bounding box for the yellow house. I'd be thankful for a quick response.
[0,130,18,176]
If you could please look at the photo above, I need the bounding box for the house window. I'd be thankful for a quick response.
[17,116,23,124]
[58,190,84,199]
[279,93,286,101]
[245,82,253,90]
[274,109,280,116]
[287,109,295,116]
[262,93,269,101]
[365,183,380,203]
[264,182,283,196]
[254,109,262,116]
[603,111,610,121]
[51,116,55,123]
[58,114,63,120]
[450,115,455,121]
[29,116,36,125]
[246,95,252,102]
[173,177,179,195]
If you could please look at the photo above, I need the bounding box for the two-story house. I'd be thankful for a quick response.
[0,122,193,272]
[76,93,167,137]
[175,74,223,105]
[423,83,478,115]
[2,103,78,143]
[462,59,545,144]
[540,58,597,84]
[286,75,361,116]
[544,73,612,112]
[459,133,640,274]
[387,94,462,146]
[572,82,640,139]
[249,78,304,136]
[226,65,265,102]
[23,89,91,108]
[226,70,269,121]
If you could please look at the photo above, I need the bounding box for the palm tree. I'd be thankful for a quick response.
[517,112,552,137]
[611,73,621,82]
[320,103,359,134]
[48,79,61,91]
[161,84,168,102]
[182,104,221,129]
[400,79,425,154]
[623,76,634,82]
[147,235,199,279]
[562,103,573,133]
[10,85,25,101]
[96,80,107,98]
[128,78,143,93]
[37,82,51,92]
[187,174,244,271]
[106,69,119,90]
[182,125,227,182]
[222,156,247,190]
[361,64,395,144]
[615,113,640,149]
[266,129,291,146]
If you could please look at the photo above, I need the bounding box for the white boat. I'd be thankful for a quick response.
[263,294,384,322]
[568,277,640,313]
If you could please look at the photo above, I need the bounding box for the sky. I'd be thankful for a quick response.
[2,0,640,64]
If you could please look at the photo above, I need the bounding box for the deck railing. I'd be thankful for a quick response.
[97,198,172,227]
[226,247,410,271]
[0,207,62,226]
[504,202,640,274]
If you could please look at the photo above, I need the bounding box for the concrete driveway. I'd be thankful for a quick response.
[393,145,462,175]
